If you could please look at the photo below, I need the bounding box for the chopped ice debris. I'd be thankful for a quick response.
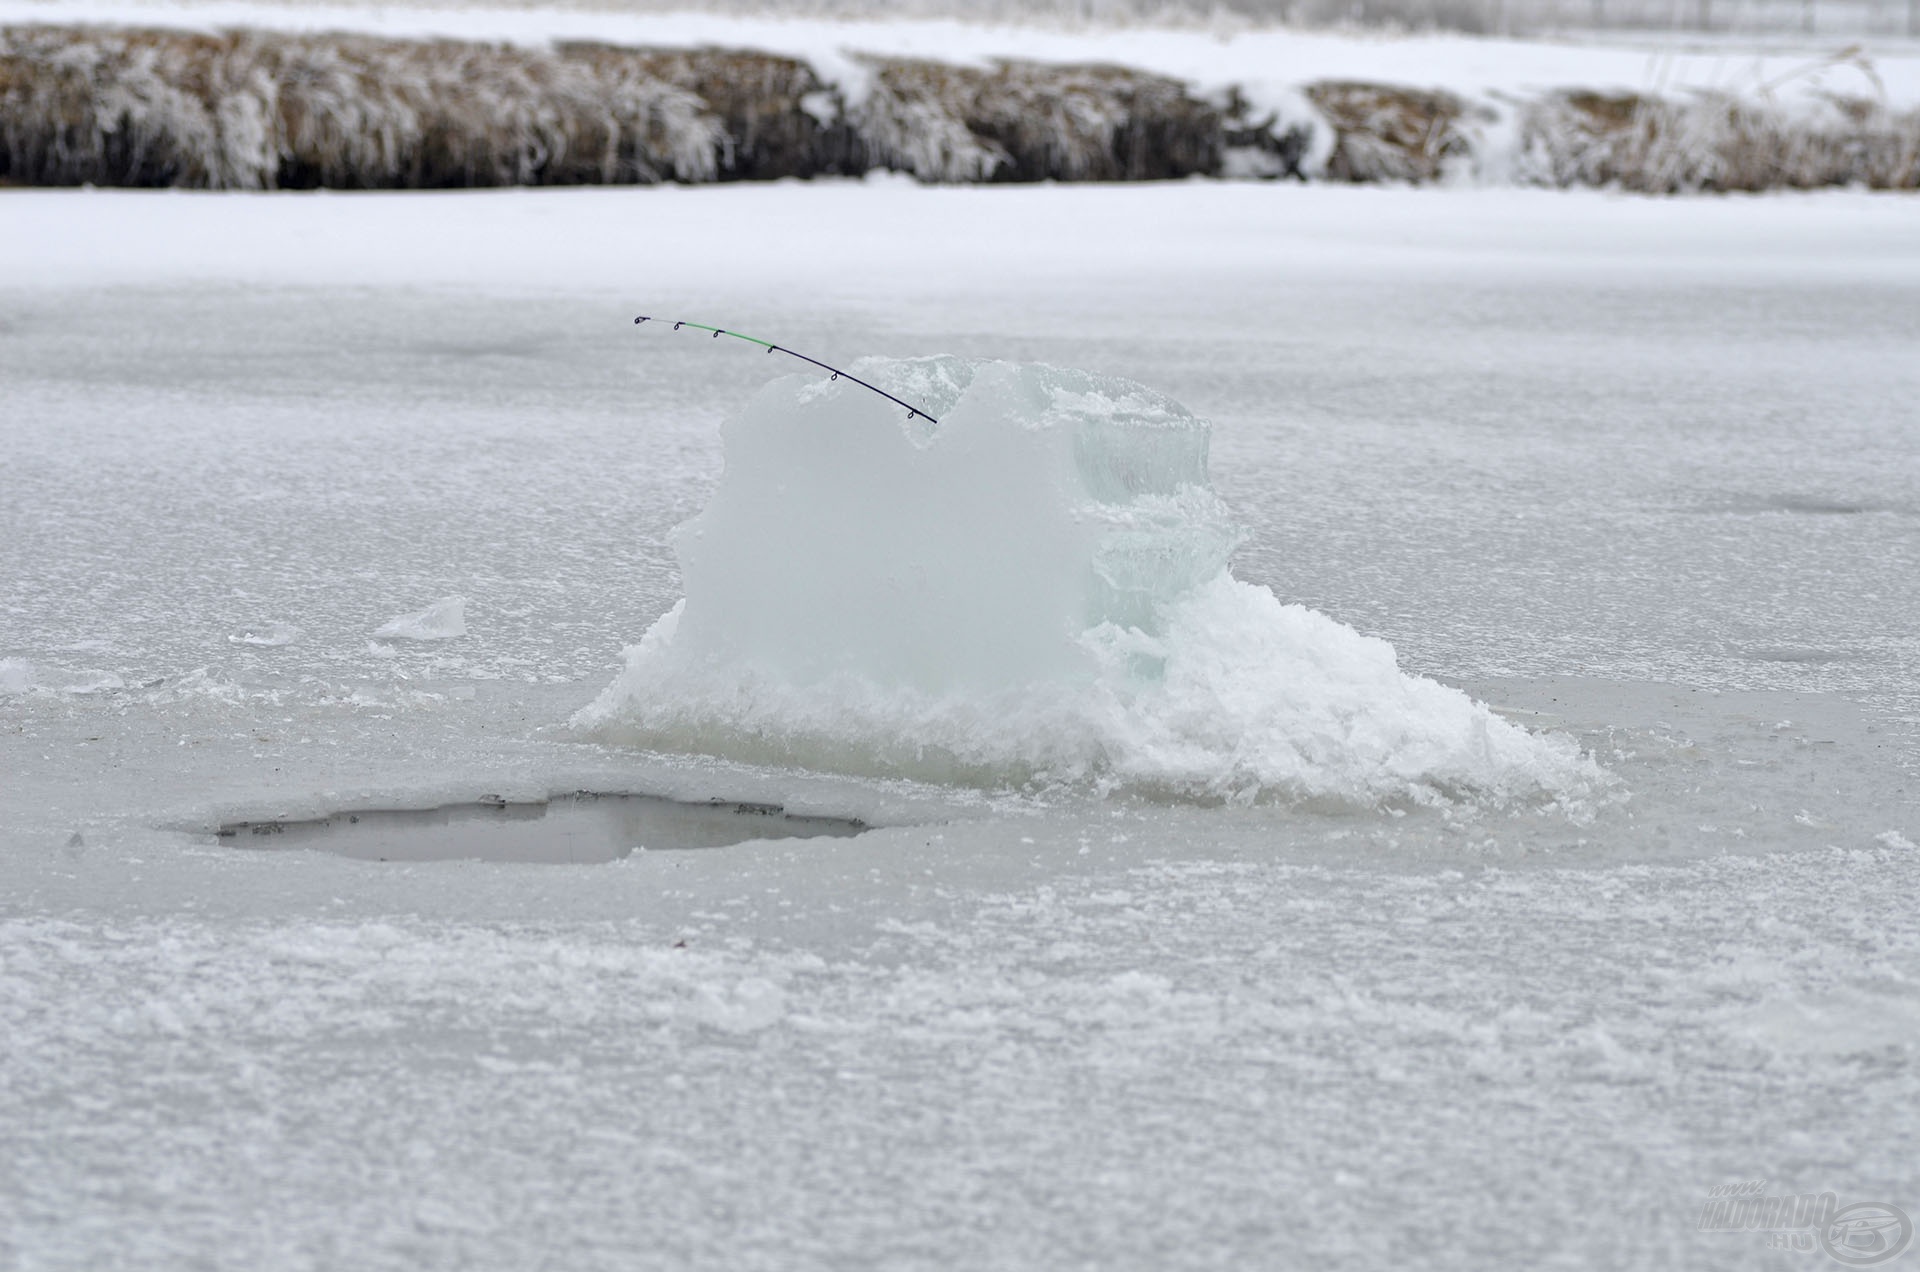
[0,659,32,695]
[1736,984,1920,1057]
[61,670,126,696]
[373,596,468,642]
[1879,830,1917,850]
[577,359,1608,809]
[228,622,302,648]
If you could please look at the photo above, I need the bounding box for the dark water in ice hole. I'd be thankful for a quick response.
[219,793,869,863]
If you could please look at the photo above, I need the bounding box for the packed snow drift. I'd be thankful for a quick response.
[576,359,1604,807]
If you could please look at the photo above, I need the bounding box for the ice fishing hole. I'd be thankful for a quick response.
[218,792,869,863]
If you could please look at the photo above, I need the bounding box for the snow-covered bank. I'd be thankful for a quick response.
[11,0,1920,93]
[3,20,1916,189]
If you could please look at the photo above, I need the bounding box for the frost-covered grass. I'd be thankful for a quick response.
[2,20,1916,188]
[0,25,1237,185]
[15,0,1920,38]
[1307,72,1920,187]
[1517,84,1920,189]
[852,55,1227,182]
[0,25,723,187]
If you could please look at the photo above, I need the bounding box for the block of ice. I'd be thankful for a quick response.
[656,358,1237,692]
[374,597,468,642]
[228,623,303,648]
[0,659,33,695]
[577,359,1603,808]
[61,670,125,696]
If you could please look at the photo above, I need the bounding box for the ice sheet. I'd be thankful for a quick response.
[2,183,1918,1270]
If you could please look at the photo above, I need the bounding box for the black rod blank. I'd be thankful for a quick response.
[634,316,939,423]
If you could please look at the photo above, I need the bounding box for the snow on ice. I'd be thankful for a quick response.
[373,595,468,641]
[2,182,1917,1271]
[0,657,34,694]
[227,621,303,647]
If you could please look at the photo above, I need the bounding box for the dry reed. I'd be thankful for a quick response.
[854,57,1222,182]
[0,26,722,189]
[1517,88,1920,190]
[1304,81,1489,183]
[2,25,1916,193]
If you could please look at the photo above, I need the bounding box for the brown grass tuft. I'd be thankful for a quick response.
[561,43,864,180]
[855,57,1221,182]
[1519,88,1920,191]
[1305,80,1489,183]
[0,25,723,189]
[2,25,1916,194]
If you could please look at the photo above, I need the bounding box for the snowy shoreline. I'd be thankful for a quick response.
[2,17,1917,190]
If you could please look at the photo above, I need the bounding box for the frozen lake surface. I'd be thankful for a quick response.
[3,182,1919,1268]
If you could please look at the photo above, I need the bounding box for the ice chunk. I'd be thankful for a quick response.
[578,359,1604,808]
[659,358,1237,692]
[228,622,302,648]
[0,659,33,695]
[374,597,468,642]
[62,670,125,695]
